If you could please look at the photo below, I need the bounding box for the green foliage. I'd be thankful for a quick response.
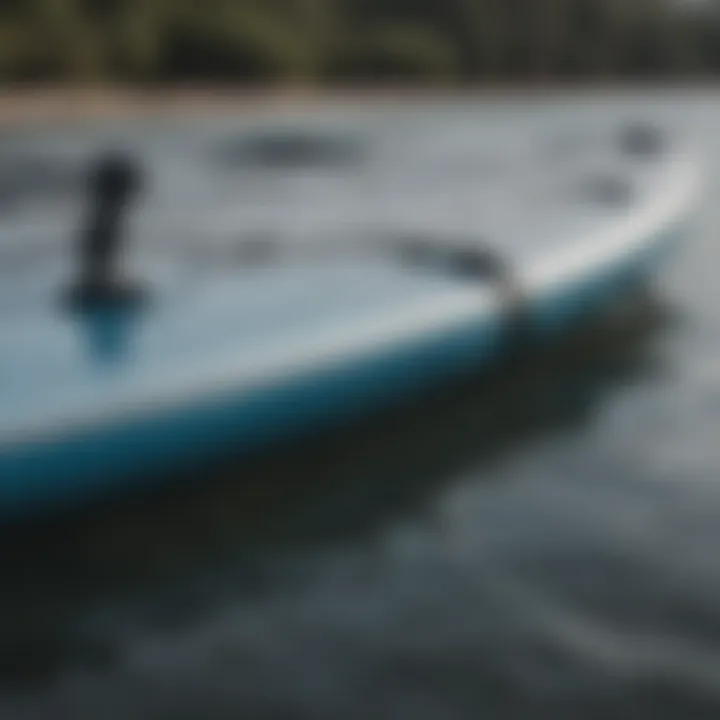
[0,0,715,83]
[335,23,458,81]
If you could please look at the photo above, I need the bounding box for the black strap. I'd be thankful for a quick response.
[397,238,531,347]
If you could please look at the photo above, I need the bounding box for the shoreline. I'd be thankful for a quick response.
[0,82,715,123]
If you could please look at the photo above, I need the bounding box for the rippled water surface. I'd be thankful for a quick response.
[1,91,719,719]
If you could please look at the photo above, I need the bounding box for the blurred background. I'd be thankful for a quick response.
[1,2,720,720]
[0,0,715,86]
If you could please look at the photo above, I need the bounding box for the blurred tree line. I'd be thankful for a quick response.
[0,0,715,84]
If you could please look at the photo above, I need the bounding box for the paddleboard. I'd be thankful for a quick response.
[0,121,700,519]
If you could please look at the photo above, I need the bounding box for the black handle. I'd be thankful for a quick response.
[79,152,142,289]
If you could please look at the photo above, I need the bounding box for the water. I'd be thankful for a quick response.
[0,90,719,718]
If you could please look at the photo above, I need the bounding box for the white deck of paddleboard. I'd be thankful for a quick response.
[0,127,701,447]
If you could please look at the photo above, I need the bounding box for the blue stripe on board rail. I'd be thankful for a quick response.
[0,215,689,520]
